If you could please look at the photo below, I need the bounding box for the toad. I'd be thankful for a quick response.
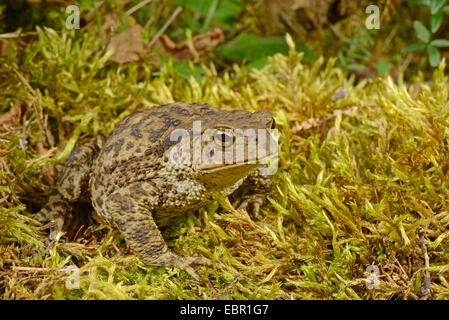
[36,102,277,279]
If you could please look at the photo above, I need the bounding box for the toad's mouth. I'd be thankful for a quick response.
[199,152,279,173]
[196,153,278,189]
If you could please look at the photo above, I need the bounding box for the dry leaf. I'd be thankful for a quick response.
[0,100,29,130]
[107,24,145,64]
[0,39,10,57]
[159,29,225,62]
[82,4,133,45]
[261,0,356,37]
[83,12,120,44]
[35,141,57,186]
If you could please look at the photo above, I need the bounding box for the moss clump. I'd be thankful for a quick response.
[0,29,448,300]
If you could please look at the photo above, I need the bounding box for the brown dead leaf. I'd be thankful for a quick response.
[35,141,57,186]
[107,24,145,64]
[260,0,357,38]
[159,28,225,62]
[0,39,10,57]
[82,2,134,46]
[0,100,29,131]
[83,12,120,45]
[291,0,332,30]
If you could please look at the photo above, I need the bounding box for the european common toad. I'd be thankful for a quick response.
[37,102,277,279]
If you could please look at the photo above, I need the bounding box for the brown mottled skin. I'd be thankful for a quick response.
[37,102,276,280]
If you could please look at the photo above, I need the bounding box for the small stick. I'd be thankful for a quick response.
[227,273,240,290]
[73,224,85,242]
[418,227,431,300]
[112,242,121,254]
[148,6,183,49]
[13,70,53,147]
[84,236,96,246]
[11,266,65,273]
[126,0,153,16]
[42,221,57,257]
[0,32,39,39]
[222,274,240,298]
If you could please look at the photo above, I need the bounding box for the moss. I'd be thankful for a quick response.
[0,29,448,300]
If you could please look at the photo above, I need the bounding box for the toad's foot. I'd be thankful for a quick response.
[233,194,266,217]
[153,252,213,281]
[107,194,212,281]
[35,191,74,236]
[231,169,272,217]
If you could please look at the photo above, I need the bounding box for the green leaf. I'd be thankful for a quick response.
[414,21,431,43]
[427,45,441,67]
[170,60,204,82]
[431,12,444,32]
[248,57,270,69]
[174,0,243,30]
[402,42,427,52]
[212,0,244,30]
[442,5,449,14]
[430,39,449,46]
[174,0,213,15]
[430,0,446,14]
[220,34,315,63]
[201,0,219,32]
[376,60,391,76]
[409,0,431,8]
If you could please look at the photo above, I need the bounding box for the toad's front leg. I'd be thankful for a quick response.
[232,169,273,217]
[104,191,212,280]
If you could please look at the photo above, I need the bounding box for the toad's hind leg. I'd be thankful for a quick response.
[35,143,99,232]
[56,142,99,203]
[106,192,212,280]
[35,190,74,232]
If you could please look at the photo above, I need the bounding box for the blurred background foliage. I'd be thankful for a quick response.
[0,0,448,81]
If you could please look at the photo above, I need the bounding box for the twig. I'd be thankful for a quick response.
[43,221,58,257]
[112,242,121,254]
[221,274,240,299]
[0,32,39,39]
[418,227,431,300]
[13,70,53,147]
[148,6,183,49]
[11,266,65,273]
[84,236,96,246]
[126,0,153,16]
[22,147,57,171]
[227,273,240,290]
[72,224,85,242]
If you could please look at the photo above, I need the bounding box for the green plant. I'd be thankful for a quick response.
[403,0,449,67]
[337,26,374,71]
[336,25,391,76]
[173,0,244,32]
[219,33,315,68]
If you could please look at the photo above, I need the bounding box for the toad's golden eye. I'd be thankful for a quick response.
[213,130,234,147]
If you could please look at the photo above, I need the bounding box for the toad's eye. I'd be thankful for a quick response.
[213,130,234,148]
